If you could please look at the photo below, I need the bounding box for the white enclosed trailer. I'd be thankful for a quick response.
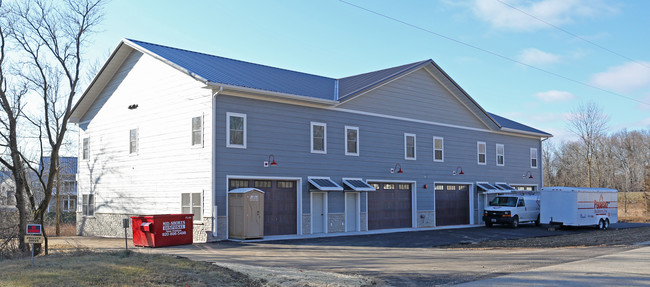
[540,187,618,229]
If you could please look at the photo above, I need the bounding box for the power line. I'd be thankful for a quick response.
[337,0,650,107]
[495,0,650,70]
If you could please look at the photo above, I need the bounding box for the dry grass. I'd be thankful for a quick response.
[0,251,263,287]
[618,192,650,223]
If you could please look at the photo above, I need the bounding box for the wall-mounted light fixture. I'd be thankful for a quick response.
[452,166,464,176]
[391,163,403,174]
[522,171,533,179]
[128,104,139,110]
[264,154,278,168]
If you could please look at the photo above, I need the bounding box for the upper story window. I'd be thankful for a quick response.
[82,137,89,160]
[129,129,138,154]
[477,141,486,165]
[227,112,247,148]
[345,126,359,156]
[433,136,444,162]
[311,122,327,154]
[496,144,504,166]
[531,148,538,168]
[404,133,416,160]
[192,116,203,147]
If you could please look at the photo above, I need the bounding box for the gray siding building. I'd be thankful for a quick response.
[71,39,551,241]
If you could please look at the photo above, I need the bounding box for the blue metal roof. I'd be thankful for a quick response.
[127,39,337,101]
[125,39,549,136]
[40,157,78,175]
[488,113,551,136]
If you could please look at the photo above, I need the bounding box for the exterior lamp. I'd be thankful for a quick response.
[523,171,533,179]
[264,154,278,167]
[452,166,464,176]
[391,163,403,174]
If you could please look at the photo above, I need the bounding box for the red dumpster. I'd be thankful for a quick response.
[131,214,193,247]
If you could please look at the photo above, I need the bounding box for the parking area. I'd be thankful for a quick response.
[49,223,650,286]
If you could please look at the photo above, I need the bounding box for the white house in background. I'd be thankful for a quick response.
[70,39,550,242]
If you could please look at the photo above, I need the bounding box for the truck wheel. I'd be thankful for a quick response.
[535,215,541,227]
[604,219,610,230]
[511,216,519,228]
[485,221,493,228]
[598,219,606,230]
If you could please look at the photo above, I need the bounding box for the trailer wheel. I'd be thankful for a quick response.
[598,219,606,230]
[511,216,519,228]
[535,215,541,227]
[604,218,610,230]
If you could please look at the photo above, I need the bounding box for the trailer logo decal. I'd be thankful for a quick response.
[594,195,608,215]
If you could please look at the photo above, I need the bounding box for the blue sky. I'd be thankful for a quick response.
[87,0,650,142]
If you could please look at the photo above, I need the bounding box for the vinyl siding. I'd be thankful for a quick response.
[337,68,488,130]
[77,50,212,217]
[214,94,542,216]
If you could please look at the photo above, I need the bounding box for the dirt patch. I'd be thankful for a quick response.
[441,226,650,249]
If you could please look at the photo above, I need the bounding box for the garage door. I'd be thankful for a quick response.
[229,179,297,236]
[435,184,470,226]
[367,182,412,230]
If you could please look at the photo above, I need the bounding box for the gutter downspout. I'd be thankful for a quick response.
[211,85,222,239]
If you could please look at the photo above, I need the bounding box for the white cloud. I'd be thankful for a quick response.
[590,62,650,93]
[470,0,617,32]
[518,48,561,66]
[534,90,576,102]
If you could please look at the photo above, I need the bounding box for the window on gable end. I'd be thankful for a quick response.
[531,148,538,168]
[129,129,138,154]
[82,137,89,160]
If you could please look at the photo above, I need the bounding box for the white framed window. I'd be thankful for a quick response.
[311,122,327,154]
[129,128,138,154]
[496,144,504,166]
[345,126,359,156]
[192,116,203,147]
[404,133,416,160]
[530,148,538,168]
[82,194,94,217]
[477,141,486,165]
[226,112,247,148]
[82,137,89,160]
[182,192,202,223]
[433,136,444,162]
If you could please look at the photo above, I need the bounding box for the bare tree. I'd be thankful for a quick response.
[567,102,609,187]
[0,0,105,254]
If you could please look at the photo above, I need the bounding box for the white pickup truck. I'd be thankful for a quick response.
[483,194,540,228]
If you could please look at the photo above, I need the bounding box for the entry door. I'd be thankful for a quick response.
[345,192,360,232]
[312,192,327,234]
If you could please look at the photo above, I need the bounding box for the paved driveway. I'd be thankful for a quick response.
[51,223,650,286]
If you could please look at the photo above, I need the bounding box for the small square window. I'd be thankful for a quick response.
[311,122,327,154]
[229,179,250,190]
[404,133,416,160]
[383,183,395,190]
[254,180,272,189]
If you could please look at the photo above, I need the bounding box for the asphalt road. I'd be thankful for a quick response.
[49,223,650,286]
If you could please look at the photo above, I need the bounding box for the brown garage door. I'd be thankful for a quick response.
[229,179,297,236]
[435,184,470,226]
[367,182,412,230]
